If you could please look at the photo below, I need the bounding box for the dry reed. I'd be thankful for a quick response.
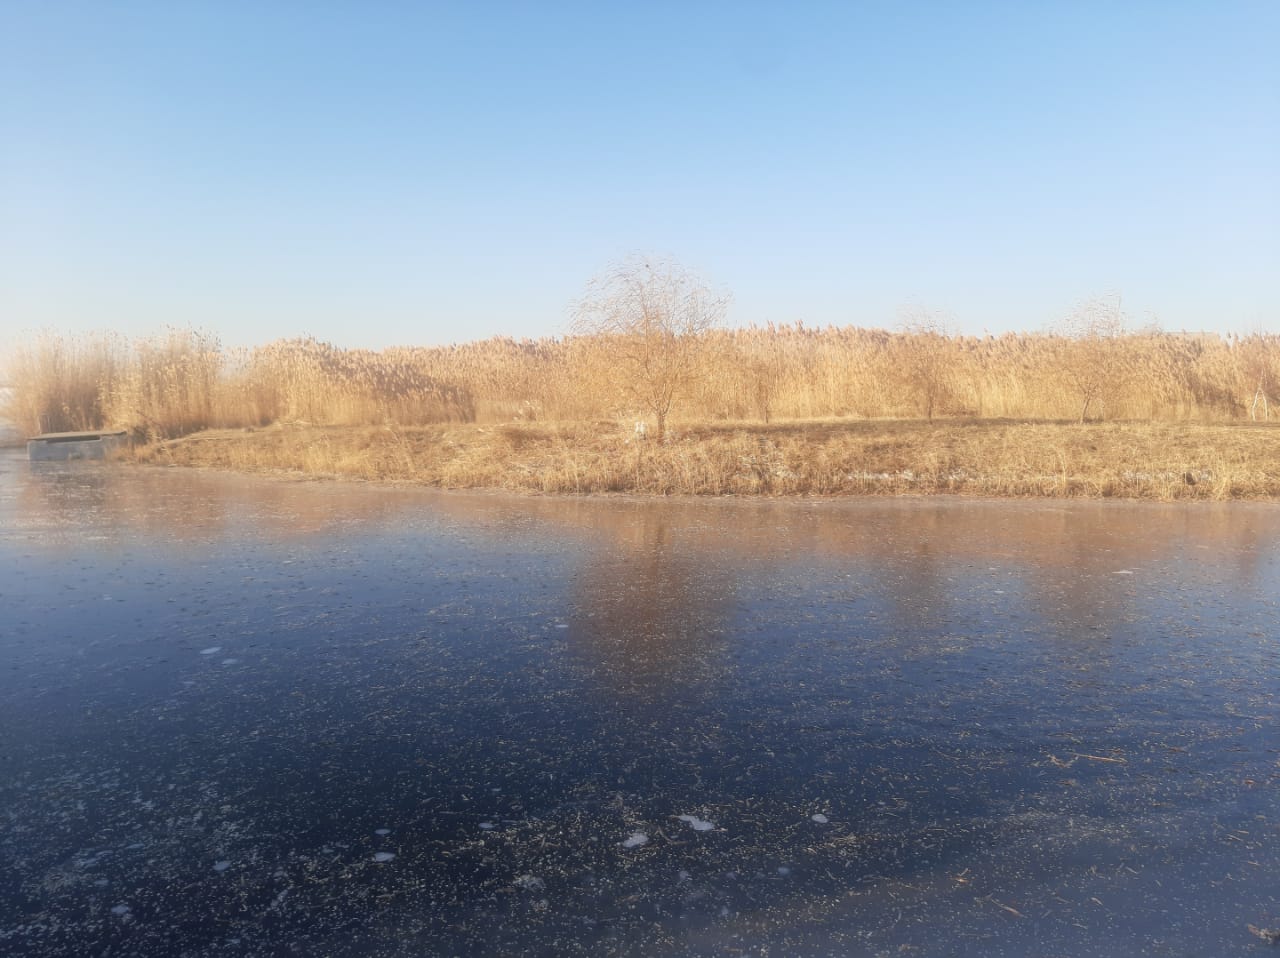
[5,326,1280,498]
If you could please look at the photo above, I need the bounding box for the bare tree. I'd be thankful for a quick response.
[896,305,954,420]
[572,255,729,440]
[1057,294,1128,422]
[1235,332,1278,421]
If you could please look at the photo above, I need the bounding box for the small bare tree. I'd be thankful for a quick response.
[896,305,954,420]
[572,255,729,439]
[1057,295,1128,422]
[1235,332,1278,421]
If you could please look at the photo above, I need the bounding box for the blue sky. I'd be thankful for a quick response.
[2,1,1276,349]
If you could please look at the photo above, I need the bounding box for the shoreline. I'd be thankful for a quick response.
[126,418,1280,502]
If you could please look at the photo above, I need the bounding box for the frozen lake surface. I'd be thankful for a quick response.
[1,449,1278,956]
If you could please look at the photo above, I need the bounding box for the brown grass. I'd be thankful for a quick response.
[135,418,1280,500]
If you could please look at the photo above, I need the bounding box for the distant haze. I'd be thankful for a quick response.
[1,2,1276,350]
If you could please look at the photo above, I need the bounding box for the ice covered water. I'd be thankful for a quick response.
[2,454,1278,957]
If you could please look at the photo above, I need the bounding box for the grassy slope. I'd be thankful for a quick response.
[133,418,1280,500]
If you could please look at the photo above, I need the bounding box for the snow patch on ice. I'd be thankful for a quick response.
[373,852,396,863]
[1114,569,1134,575]
[200,647,222,655]
[111,904,130,916]
[374,828,391,836]
[811,813,829,824]
[677,814,715,832]
[220,658,240,666]
[213,860,231,872]
[479,822,496,830]
[621,832,649,848]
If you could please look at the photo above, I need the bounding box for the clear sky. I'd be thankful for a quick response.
[2,1,1276,350]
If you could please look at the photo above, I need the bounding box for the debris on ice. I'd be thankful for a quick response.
[677,814,715,831]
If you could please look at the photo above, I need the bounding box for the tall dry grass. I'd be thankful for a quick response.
[4,326,1279,441]
[139,419,1280,501]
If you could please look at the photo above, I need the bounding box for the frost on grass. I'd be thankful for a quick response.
[677,814,715,832]
[621,832,649,848]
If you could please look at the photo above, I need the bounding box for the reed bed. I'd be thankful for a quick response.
[4,326,1280,498]
[6,326,1276,438]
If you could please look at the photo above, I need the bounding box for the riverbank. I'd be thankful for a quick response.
[130,418,1280,500]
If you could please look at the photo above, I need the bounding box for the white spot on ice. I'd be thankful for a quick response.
[677,814,715,832]
[677,869,691,882]
[111,904,130,915]
[94,879,109,887]
[1114,569,1134,575]
[621,832,649,848]
[374,828,391,836]
[220,658,239,666]
[777,866,791,876]
[479,822,496,830]
[513,874,545,892]
[200,647,222,655]
[555,624,569,630]
[811,813,829,824]
[373,852,396,863]
[213,860,231,872]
